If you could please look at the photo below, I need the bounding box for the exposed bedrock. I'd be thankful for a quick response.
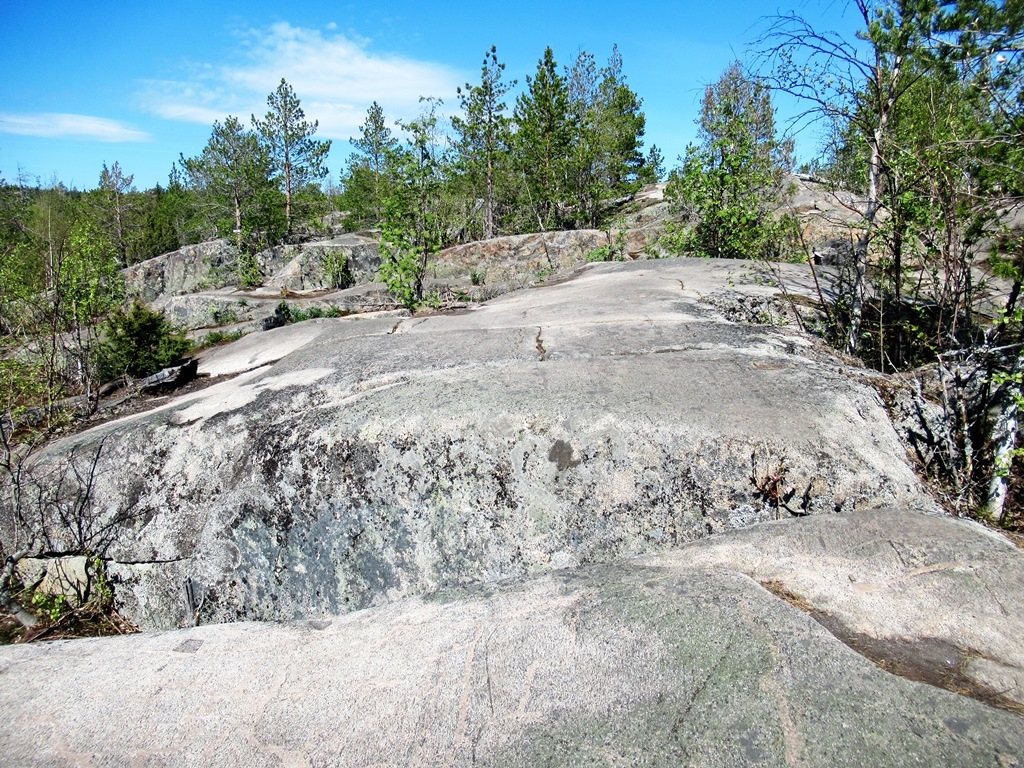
[36,258,936,629]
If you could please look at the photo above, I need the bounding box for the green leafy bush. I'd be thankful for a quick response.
[321,251,354,290]
[95,301,192,381]
[236,251,264,289]
[282,303,348,323]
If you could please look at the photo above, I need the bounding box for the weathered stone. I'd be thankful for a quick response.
[123,236,381,306]
[649,508,1024,708]
[138,359,198,392]
[32,258,937,630]
[258,234,381,291]
[152,292,258,331]
[27,556,91,606]
[0,510,1021,766]
[433,229,612,285]
[13,558,46,590]
[123,239,238,302]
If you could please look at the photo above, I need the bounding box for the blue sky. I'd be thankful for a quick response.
[0,0,862,190]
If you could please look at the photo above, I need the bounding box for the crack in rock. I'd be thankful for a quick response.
[535,327,547,361]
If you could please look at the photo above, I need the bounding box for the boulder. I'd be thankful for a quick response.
[123,236,381,306]
[22,258,938,630]
[123,239,238,302]
[16,555,91,606]
[258,234,381,291]
[152,291,259,331]
[0,509,1021,766]
[434,229,612,285]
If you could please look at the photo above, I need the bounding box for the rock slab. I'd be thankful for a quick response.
[25,258,939,629]
[0,510,1021,767]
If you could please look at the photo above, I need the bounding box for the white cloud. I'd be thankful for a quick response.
[0,113,152,142]
[139,22,465,141]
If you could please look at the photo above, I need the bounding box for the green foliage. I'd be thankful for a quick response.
[93,161,136,265]
[270,302,346,325]
[379,200,430,310]
[95,301,191,381]
[512,47,573,231]
[134,181,195,260]
[638,145,665,185]
[181,116,285,250]
[587,228,629,262]
[0,187,125,409]
[209,305,238,326]
[199,329,247,347]
[379,101,446,310]
[453,46,516,240]
[0,359,48,423]
[236,251,263,289]
[338,102,402,230]
[253,79,332,233]
[288,304,347,322]
[31,591,69,623]
[561,46,651,228]
[321,250,353,290]
[666,62,795,260]
[91,557,113,606]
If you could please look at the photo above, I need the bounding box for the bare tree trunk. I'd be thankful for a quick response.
[485,155,495,240]
[0,548,37,630]
[988,353,1022,523]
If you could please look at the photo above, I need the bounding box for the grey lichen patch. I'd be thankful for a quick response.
[701,289,792,325]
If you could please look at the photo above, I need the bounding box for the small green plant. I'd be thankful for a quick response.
[470,270,485,286]
[236,251,263,289]
[279,303,348,324]
[210,306,238,326]
[587,228,629,263]
[321,251,354,290]
[31,591,69,623]
[200,330,247,347]
[91,558,113,606]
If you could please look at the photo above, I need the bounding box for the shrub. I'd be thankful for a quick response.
[199,330,247,348]
[322,251,354,290]
[95,301,192,381]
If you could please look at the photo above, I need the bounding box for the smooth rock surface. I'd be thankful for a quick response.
[649,508,1024,708]
[0,510,1021,767]
[25,258,936,629]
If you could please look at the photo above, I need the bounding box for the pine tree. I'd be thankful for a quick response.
[340,102,400,228]
[379,100,446,308]
[96,162,135,264]
[512,47,572,231]
[667,62,794,260]
[453,46,515,240]
[594,47,648,196]
[253,79,332,234]
[181,116,281,249]
[564,47,649,227]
